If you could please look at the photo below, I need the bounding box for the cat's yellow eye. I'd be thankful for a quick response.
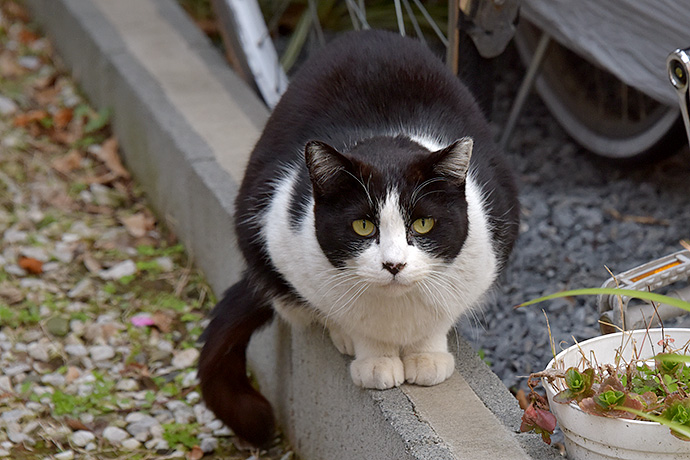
[352,219,376,237]
[412,217,435,235]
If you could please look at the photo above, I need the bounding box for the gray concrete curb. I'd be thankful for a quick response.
[25,1,560,458]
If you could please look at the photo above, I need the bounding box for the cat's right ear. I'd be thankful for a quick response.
[305,140,353,195]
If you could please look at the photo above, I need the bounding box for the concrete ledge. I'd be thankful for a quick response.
[26,0,559,458]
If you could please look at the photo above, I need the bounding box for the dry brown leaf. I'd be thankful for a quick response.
[13,109,49,127]
[17,27,39,44]
[3,2,31,22]
[64,418,90,432]
[91,137,130,179]
[152,311,174,333]
[121,213,155,238]
[187,445,204,460]
[0,282,24,304]
[65,366,81,385]
[515,388,530,410]
[18,256,43,275]
[606,208,670,226]
[82,253,102,274]
[51,150,82,175]
[0,52,26,78]
[53,107,73,130]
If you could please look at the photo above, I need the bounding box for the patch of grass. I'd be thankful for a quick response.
[162,422,200,450]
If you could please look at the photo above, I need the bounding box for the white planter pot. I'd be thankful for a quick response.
[543,328,690,460]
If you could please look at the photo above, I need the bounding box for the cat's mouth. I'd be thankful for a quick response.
[375,277,416,294]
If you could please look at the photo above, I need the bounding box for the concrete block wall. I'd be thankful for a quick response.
[25,1,560,458]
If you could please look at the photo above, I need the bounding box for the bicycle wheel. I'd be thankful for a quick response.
[514,19,685,163]
[212,0,468,109]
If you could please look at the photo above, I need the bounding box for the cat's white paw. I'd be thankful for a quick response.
[403,352,455,386]
[350,357,404,389]
[328,326,355,356]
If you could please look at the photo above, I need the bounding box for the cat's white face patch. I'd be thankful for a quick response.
[351,190,434,293]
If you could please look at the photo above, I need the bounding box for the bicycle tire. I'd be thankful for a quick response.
[514,19,685,164]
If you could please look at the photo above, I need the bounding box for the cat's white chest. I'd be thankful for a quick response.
[260,164,497,347]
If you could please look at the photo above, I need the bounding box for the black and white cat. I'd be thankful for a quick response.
[198,30,519,447]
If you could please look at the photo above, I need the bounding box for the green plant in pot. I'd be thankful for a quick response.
[518,287,690,460]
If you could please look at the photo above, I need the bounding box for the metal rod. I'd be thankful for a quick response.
[402,0,425,47]
[394,0,405,36]
[499,32,551,150]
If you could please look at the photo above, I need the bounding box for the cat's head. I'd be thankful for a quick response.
[305,136,472,295]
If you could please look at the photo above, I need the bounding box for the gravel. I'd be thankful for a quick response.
[457,45,690,392]
[0,4,294,459]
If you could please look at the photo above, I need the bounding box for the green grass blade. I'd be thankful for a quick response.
[615,406,690,440]
[515,288,690,313]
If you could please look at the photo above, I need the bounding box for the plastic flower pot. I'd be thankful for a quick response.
[543,328,690,460]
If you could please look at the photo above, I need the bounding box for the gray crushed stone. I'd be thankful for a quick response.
[458,46,690,391]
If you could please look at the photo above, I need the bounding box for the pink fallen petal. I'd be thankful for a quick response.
[130,314,155,327]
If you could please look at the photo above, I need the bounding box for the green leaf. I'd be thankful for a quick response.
[83,106,111,133]
[516,288,690,313]
[665,402,690,425]
[596,390,626,409]
[656,353,690,364]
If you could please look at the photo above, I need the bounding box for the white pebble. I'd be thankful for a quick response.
[102,426,129,445]
[54,450,75,460]
[121,438,141,450]
[27,342,50,362]
[71,430,95,447]
[0,95,18,116]
[115,378,138,391]
[171,348,199,369]
[99,260,136,280]
[89,345,115,361]
[67,279,91,298]
[154,257,174,272]
[64,344,88,357]
[200,437,217,453]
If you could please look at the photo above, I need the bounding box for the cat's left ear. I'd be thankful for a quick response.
[431,137,473,186]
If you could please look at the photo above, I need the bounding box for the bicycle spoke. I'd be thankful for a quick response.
[401,0,425,46]
[345,0,369,30]
[394,0,405,36]
[411,0,448,47]
[308,0,325,46]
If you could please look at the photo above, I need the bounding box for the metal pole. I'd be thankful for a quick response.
[499,32,551,150]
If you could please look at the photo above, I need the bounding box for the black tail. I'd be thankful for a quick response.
[198,276,275,447]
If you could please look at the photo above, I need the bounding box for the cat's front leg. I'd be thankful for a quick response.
[402,333,455,386]
[349,337,404,390]
[326,322,355,356]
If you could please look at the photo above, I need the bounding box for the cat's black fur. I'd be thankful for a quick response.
[199,30,519,447]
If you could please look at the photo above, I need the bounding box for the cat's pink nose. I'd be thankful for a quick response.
[382,262,406,275]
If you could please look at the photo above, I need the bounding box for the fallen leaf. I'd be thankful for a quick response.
[0,282,24,304]
[17,27,39,44]
[515,388,530,410]
[82,253,102,274]
[18,256,43,274]
[152,311,175,333]
[64,418,90,431]
[51,149,82,175]
[187,445,204,460]
[13,109,49,127]
[90,137,130,179]
[65,366,81,384]
[3,2,31,22]
[121,213,155,238]
[0,52,26,78]
[53,107,73,130]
